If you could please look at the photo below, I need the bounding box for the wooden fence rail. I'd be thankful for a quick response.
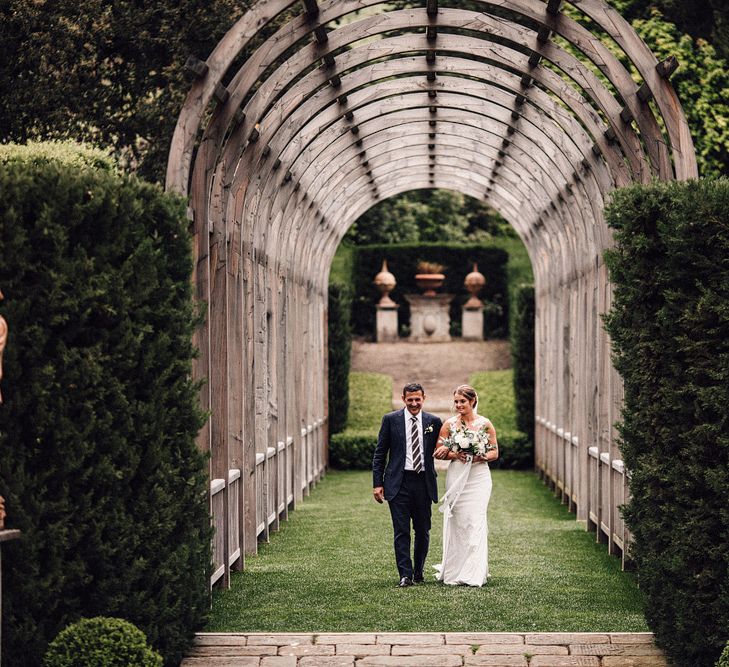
[536,416,629,565]
[209,421,326,587]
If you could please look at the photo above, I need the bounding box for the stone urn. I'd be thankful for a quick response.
[464,262,486,309]
[373,259,397,307]
[415,261,445,297]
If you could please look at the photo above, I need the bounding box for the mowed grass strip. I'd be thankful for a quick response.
[206,469,647,632]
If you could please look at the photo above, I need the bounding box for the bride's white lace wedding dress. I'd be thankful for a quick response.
[434,414,493,587]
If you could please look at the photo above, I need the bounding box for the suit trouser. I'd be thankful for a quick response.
[388,471,432,579]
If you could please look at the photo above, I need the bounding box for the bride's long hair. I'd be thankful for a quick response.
[453,384,478,413]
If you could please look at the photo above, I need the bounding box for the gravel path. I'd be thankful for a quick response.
[350,339,511,415]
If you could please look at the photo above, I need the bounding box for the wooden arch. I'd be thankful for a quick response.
[166,0,696,585]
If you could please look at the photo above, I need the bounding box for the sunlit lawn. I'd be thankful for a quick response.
[206,469,647,632]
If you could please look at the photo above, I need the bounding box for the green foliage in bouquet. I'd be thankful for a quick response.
[43,617,163,667]
[0,142,210,666]
[604,178,729,667]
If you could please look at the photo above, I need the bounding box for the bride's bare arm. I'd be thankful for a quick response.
[433,421,456,460]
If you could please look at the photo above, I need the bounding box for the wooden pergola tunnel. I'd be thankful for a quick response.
[166,0,696,586]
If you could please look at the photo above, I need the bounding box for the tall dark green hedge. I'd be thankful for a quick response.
[328,283,352,434]
[512,284,535,445]
[603,178,729,667]
[351,244,509,339]
[0,142,210,666]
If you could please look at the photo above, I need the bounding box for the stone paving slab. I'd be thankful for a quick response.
[182,632,668,666]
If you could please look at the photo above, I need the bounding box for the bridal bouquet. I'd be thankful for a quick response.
[440,422,496,459]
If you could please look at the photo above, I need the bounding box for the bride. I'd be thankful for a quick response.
[433,384,499,586]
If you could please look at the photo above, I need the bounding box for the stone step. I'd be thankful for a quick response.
[182,632,667,666]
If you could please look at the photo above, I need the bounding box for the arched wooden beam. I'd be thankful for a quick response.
[248,106,594,270]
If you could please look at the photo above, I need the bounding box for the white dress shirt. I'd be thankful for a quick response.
[404,410,423,471]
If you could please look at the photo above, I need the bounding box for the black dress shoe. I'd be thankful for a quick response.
[397,576,414,587]
[413,573,424,584]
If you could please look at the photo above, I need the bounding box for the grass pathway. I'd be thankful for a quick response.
[206,470,647,633]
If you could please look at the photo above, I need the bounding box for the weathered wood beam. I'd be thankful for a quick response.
[428,90,437,98]
[426,26,437,42]
[261,144,271,158]
[213,82,230,105]
[520,74,533,88]
[547,0,563,15]
[313,26,328,45]
[619,106,634,124]
[426,0,438,17]
[302,0,319,19]
[273,157,281,170]
[328,74,341,88]
[637,82,653,102]
[183,55,209,80]
[322,53,336,68]
[248,123,261,143]
[656,55,679,79]
[426,71,436,82]
[428,119,436,127]
[537,25,551,43]
[337,94,348,105]
[528,52,543,68]
[350,125,360,135]
[429,105,437,115]
[604,126,617,142]
[344,110,354,120]
[233,108,245,126]
[426,50,436,64]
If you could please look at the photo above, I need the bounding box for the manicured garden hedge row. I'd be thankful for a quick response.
[603,178,729,667]
[328,283,352,434]
[351,244,509,339]
[511,285,535,446]
[0,142,210,667]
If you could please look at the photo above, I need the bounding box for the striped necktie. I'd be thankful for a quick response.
[411,416,423,472]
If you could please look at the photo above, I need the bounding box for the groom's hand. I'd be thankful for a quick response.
[373,486,385,503]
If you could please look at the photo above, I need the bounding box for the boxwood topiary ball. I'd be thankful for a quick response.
[43,617,163,667]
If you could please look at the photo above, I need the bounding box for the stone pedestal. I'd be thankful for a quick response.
[376,304,399,342]
[461,308,483,340]
[462,306,484,341]
[405,294,454,342]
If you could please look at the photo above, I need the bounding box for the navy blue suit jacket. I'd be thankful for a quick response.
[372,408,442,503]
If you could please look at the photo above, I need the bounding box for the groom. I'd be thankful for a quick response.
[373,382,442,587]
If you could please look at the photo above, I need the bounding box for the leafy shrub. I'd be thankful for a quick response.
[511,285,535,443]
[328,283,352,434]
[718,642,729,667]
[351,244,509,339]
[604,178,729,667]
[329,373,392,469]
[329,432,377,470]
[43,617,163,667]
[0,142,209,666]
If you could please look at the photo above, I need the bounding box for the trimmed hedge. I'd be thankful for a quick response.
[43,617,163,667]
[0,142,210,666]
[329,432,376,470]
[511,284,535,445]
[328,283,352,434]
[603,178,729,667]
[351,244,509,339]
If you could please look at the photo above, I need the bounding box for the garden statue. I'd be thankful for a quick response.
[373,259,397,307]
[374,260,399,341]
[0,289,6,404]
[464,263,486,308]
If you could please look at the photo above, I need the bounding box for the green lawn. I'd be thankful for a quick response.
[206,469,647,632]
[345,371,392,433]
[470,369,518,434]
